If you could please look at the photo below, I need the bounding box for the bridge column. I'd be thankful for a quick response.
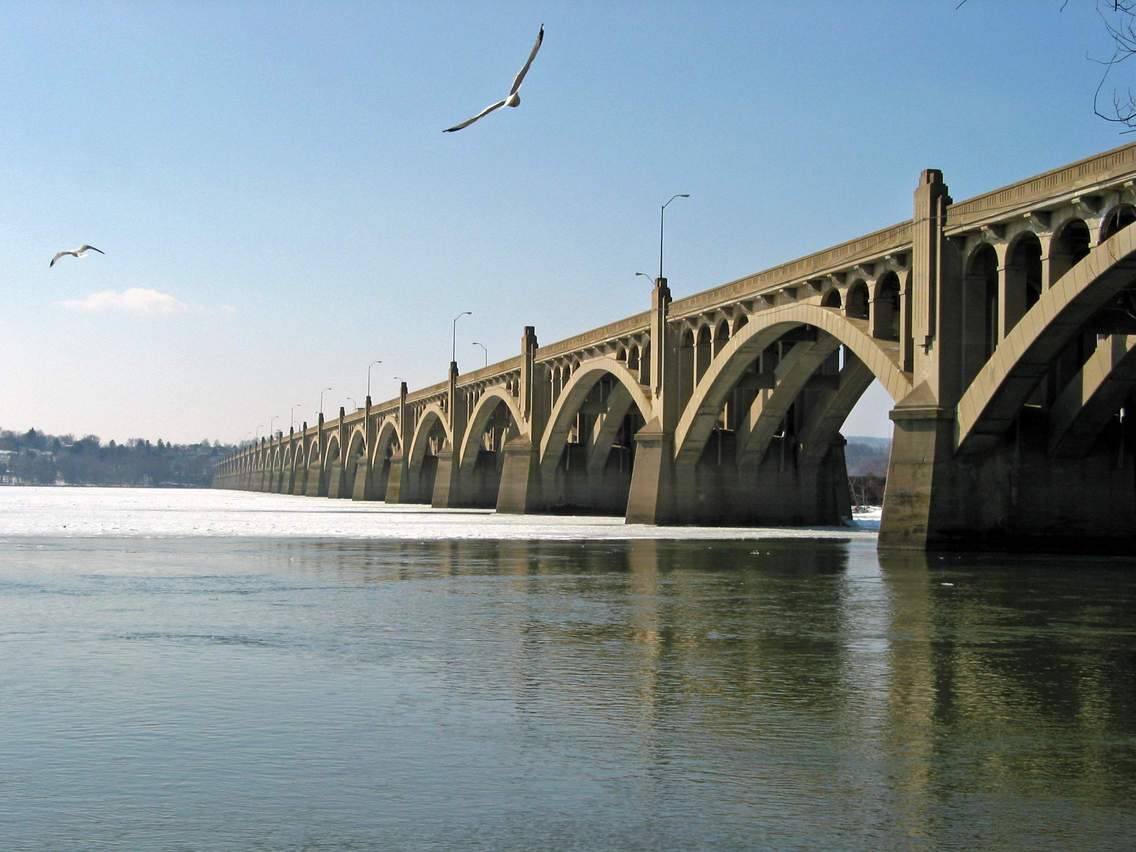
[432,362,467,508]
[627,278,679,524]
[498,326,546,513]
[326,408,345,498]
[352,397,375,500]
[383,383,412,503]
[305,416,324,496]
[292,424,308,495]
[881,168,968,549]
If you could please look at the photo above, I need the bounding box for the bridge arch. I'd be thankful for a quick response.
[322,431,342,471]
[539,357,652,475]
[406,403,451,503]
[957,224,1136,452]
[456,387,525,506]
[458,387,524,475]
[673,302,912,465]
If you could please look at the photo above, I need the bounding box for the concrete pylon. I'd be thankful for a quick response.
[352,396,374,500]
[497,326,545,513]
[384,382,411,502]
[431,362,466,507]
[626,278,677,524]
[880,169,960,549]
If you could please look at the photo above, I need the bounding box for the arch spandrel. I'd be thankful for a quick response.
[407,402,452,470]
[538,357,652,474]
[370,416,402,467]
[672,303,912,463]
[344,425,367,462]
[956,224,1136,453]
[458,387,525,475]
[322,432,342,470]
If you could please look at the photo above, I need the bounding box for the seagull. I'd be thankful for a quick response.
[49,245,105,268]
[444,24,544,133]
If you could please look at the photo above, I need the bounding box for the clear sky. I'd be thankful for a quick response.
[0,1,1126,443]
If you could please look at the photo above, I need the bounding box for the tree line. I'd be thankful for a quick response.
[0,428,237,487]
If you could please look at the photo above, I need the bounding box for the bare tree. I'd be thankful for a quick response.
[1093,1,1136,129]
[958,1,1136,131]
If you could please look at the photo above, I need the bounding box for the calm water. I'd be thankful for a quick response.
[0,489,1133,850]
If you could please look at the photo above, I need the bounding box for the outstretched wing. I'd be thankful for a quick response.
[509,24,543,95]
[443,98,507,132]
[49,251,69,268]
[79,245,105,255]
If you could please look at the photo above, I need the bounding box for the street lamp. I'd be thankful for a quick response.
[636,272,655,286]
[452,311,472,363]
[255,423,265,442]
[658,193,690,280]
[290,403,302,431]
[367,359,382,399]
[346,396,358,412]
[472,341,488,367]
[319,386,333,418]
[269,415,279,439]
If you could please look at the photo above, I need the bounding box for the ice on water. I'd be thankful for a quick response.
[0,487,878,540]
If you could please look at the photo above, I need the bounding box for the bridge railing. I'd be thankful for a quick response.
[457,356,523,388]
[947,141,1136,232]
[670,220,914,319]
[535,312,651,362]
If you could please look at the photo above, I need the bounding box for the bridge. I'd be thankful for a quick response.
[216,143,1136,551]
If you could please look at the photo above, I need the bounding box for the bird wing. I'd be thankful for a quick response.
[79,245,105,255]
[509,24,544,95]
[49,251,70,268]
[443,98,507,132]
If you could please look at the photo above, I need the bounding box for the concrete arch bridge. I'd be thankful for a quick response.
[217,143,1136,551]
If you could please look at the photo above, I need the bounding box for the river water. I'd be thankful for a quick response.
[0,488,1133,850]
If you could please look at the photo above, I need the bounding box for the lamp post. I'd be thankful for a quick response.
[367,359,382,399]
[290,403,302,431]
[346,396,358,412]
[319,386,332,419]
[269,416,279,440]
[255,423,265,442]
[636,272,655,286]
[393,376,405,393]
[452,311,472,363]
[472,341,488,367]
[658,193,690,280]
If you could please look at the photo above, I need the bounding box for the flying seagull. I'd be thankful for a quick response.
[444,24,544,133]
[49,245,105,268]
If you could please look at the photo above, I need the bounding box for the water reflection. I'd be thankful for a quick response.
[1,536,1133,848]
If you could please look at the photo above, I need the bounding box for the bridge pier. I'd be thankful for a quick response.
[496,438,543,513]
[625,425,675,524]
[326,461,346,498]
[882,400,1136,551]
[350,464,373,500]
[430,446,460,508]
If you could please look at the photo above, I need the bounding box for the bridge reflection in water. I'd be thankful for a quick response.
[243,536,1135,846]
[220,143,1136,552]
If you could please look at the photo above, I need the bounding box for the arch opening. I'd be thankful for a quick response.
[846,280,869,320]
[872,272,901,340]
[962,243,999,390]
[1101,203,1136,241]
[541,360,652,515]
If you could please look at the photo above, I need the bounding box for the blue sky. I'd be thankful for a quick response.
[0,1,1126,442]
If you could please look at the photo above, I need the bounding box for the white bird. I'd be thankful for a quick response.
[444,24,544,133]
[49,245,105,268]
